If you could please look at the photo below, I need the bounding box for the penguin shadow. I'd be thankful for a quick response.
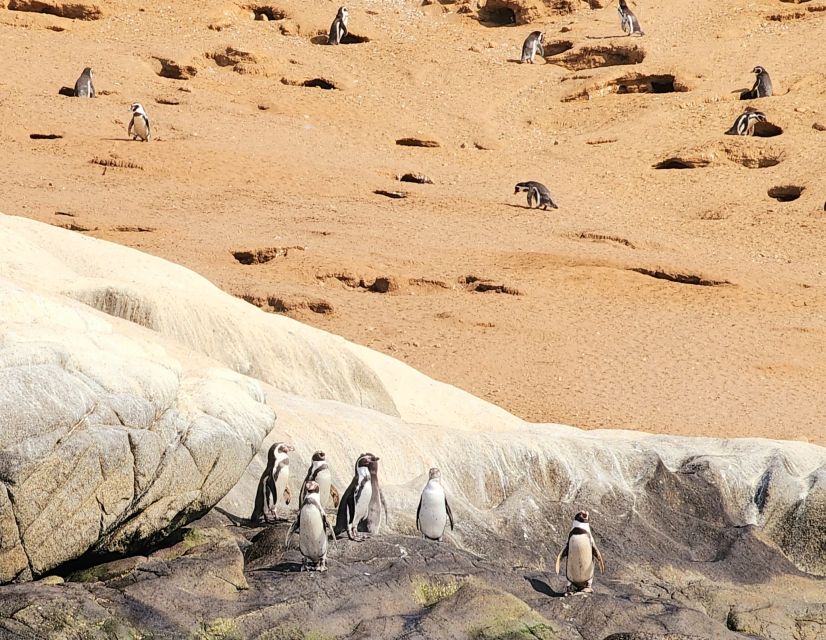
[214,506,288,528]
[524,575,567,598]
[735,88,756,100]
[261,560,305,573]
[310,33,371,45]
[504,203,535,211]
[507,58,548,65]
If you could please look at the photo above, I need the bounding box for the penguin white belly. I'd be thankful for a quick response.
[275,466,289,507]
[566,535,595,586]
[315,468,332,509]
[131,115,150,141]
[352,481,372,527]
[299,505,327,562]
[419,485,447,539]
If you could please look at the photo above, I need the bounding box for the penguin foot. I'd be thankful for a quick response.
[582,587,594,594]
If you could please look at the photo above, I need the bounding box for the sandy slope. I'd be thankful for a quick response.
[1,0,824,443]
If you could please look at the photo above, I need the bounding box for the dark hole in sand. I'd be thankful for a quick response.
[768,185,803,202]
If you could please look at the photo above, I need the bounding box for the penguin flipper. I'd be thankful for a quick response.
[415,495,423,532]
[445,498,455,531]
[330,484,341,508]
[285,516,299,548]
[380,491,389,527]
[265,472,277,512]
[593,545,605,574]
[250,471,268,522]
[128,119,133,138]
[322,512,336,544]
[555,544,568,575]
[334,478,357,536]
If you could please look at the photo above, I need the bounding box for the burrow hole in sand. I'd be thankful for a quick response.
[768,185,804,202]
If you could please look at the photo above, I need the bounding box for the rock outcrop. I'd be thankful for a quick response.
[0,217,276,582]
[1,214,825,638]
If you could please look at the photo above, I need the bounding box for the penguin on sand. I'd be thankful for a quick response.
[74,67,95,98]
[128,103,151,142]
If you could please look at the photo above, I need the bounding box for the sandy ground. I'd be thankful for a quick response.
[1,0,824,444]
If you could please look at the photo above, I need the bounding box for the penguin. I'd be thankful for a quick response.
[359,452,388,534]
[514,181,558,210]
[74,67,95,98]
[299,451,341,509]
[725,109,767,136]
[520,31,545,64]
[749,66,773,99]
[416,467,454,542]
[328,7,349,45]
[555,510,605,594]
[250,442,294,523]
[618,0,644,37]
[285,480,336,571]
[333,454,373,541]
[128,103,151,142]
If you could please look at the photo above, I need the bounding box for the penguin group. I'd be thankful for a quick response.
[71,67,153,142]
[254,446,455,572]
[63,0,795,213]
[251,444,602,594]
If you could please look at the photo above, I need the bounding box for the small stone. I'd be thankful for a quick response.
[469,45,482,53]
[813,122,826,131]
[560,26,571,32]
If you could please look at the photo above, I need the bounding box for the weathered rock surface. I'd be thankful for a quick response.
[1,215,826,638]
[0,217,277,582]
[0,517,823,639]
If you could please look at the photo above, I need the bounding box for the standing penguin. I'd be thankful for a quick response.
[416,468,454,542]
[128,103,151,142]
[555,510,605,594]
[618,0,644,37]
[334,454,373,541]
[749,66,773,99]
[359,452,388,534]
[286,481,336,571]
[520,31,545,64]
[299,451,341,509]
[328,7,349,45]
[74,68,96,98]
[250,442,294,523]
[514,181,558,210]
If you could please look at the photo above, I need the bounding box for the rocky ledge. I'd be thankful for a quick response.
[0,214,824,639]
